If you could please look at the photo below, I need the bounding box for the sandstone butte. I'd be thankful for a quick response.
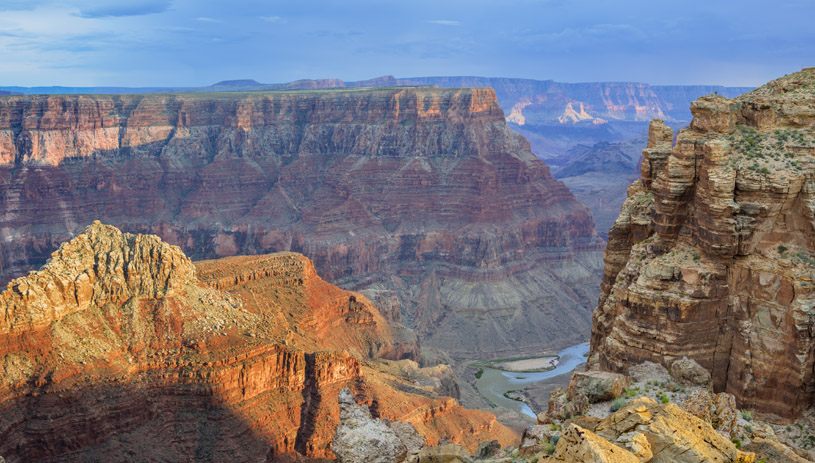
[591,68,815,419]
[0,86,604,359]
[0,222,517,462]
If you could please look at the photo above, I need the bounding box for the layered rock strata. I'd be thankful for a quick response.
[0,223,516,462]
[0,87,603,358]
[591,68,815,419]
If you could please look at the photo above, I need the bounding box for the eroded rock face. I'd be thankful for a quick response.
[550,423,640,463]
[0,87,603,359]
[591,68,815,418]
[0,223,517,462]
[332,388,408,463]
[592,398,755,463]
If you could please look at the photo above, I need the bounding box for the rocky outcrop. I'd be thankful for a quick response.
[332,388,410,463]
[567,371,631,403]
[591,398,755,463]
[670,357,711,386]
[194,253,420,361]
[0,87,603,359]
[591,68,815,419]
[0,223,517,462]
[550,423,640,463]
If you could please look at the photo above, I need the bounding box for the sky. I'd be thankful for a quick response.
[0,0,812,88]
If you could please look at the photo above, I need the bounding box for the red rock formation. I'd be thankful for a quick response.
[0,87,603,358]
[591,68,815,419]
[0,223,517,462]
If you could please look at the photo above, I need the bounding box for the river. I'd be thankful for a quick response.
[474,342,590,418]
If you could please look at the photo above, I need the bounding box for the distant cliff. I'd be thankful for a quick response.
[591,68,815,419]
[406,76,751,126]
[0,86,604,359]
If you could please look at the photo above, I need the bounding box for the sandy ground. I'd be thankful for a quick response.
[496,356,557,372]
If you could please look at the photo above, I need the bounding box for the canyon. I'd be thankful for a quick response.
[0,86,604,359]
[0,222,516,462]
[591,68,815,420]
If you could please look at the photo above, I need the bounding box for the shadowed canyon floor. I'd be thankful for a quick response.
[0,223,517,462]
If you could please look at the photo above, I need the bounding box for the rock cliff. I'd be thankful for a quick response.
[591,68,815,419]
[0,223,516,462]
[0,87,603,359]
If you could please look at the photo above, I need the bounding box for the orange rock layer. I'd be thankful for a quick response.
[0,223,516,462]
[591,69,815,419]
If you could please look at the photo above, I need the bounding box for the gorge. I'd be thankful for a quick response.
[0,86,603,360]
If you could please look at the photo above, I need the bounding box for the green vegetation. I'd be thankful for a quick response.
[731,438,742,450]
[659,395,670,404]
[740,409,753,421]
[610,397,626,412]
[503,390,523,402]
[475,369,483,379]
[778,245,789,254]
[543,442,556,455]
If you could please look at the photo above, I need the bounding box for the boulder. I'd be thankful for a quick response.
[670,357,711,386]
[614,432,652,462]
[567,371,631,403]
[743,437,809,463]
[474,440,500,459]
[712,392,740,438]
[550,424,640,463]
[628,362,671,383]
[519,425,559,456]
[595,397,755,463]
[332,389,408,463]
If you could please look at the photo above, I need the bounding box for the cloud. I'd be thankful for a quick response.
[77,0,172,18]
[260,16,285,24]
[195,17,222,23]
[427,20,461,26]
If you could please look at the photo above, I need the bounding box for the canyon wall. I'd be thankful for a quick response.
[0,87,603,359]
[0,223,516,462]
[591,68,815,419]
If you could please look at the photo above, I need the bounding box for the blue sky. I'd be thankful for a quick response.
[0,0,812,87]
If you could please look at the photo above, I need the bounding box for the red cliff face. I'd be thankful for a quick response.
[0,87,603,359]
[0,223,517,462]
[590,68,815,420]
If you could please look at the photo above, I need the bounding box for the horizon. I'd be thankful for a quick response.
[0,0,812,88]
[0,73,765,91]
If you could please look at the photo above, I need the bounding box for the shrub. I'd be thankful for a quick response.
[610,397,626,412]
[731,438,742,450]
[543,442,556,455]
[660,395,670,404]
[740,410,753,421]
[778,245,789,254]
[475,369,483,379]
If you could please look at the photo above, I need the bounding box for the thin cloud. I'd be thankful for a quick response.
[78,0,171,18]
[427,20,461,26]
[195,17,222,23]
[260,16,285,24]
